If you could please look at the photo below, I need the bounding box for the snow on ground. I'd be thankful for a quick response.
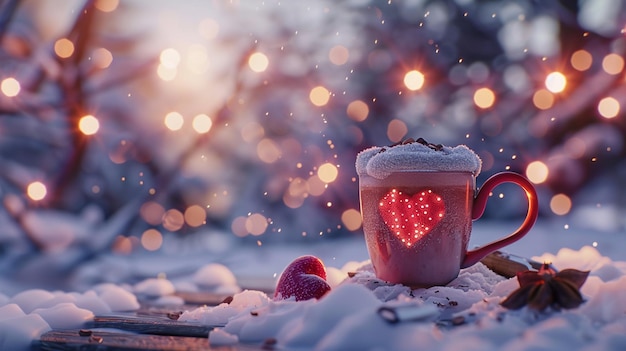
[1,219,626,350]
[180,246,626,351]
[0,285,139,350]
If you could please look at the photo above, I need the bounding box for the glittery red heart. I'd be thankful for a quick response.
[379,189,445,247]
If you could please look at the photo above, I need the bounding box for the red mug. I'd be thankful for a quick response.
[359,170,538,288]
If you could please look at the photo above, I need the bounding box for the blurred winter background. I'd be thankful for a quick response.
[0,0,624,289]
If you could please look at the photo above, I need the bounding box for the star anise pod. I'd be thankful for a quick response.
[501,263,589,311]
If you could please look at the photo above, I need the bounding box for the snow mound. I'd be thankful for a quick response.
[209,328,239,346]
[193,263,238,288]
[0,303,26,321]
[180,289,271,326]
[192,263,241,295]
[534,246,626,282]
[133,277,176,297]
[0,285,141,350]
[32,303,94,329]
[0,314,50,351]
[32,290,111,315]
[278,284,381,347]
[9,289,55,313]
[93,283,140,311]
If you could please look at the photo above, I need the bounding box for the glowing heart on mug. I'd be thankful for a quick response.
[379,189,445,247]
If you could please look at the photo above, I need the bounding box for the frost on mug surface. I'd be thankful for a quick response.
[356,141,483,287]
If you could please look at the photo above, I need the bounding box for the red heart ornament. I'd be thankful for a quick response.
[379,189,445,247]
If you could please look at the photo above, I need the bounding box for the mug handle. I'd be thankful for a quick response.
[461,172,539,268]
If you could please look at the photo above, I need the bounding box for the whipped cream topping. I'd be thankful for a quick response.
[356,142,482,179]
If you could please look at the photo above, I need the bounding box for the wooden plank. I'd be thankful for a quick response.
[35,330,210,351]
[35,330,270,351]
[86,314,216,337]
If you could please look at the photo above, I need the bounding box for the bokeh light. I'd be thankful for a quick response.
[526,161,549,184]
[95,0,119,12]
[92,48,113,69]
[78,115,100,135]
[329,45,349,65]
[403,70,425,91]
[309,86,330,106]
[164,111,184,131]
[387,119,407,142]
[54,38,74,58]
[341,208,362,231]
[570,50,592,71]
[231,216,248,237]
[545,72,567,93]
[184,205,206,227]
[346,100,369,122]
[550,193,572,215]
[160,48,181,69]
[248,52,269,73]
[112,236,134,255]
[598,97,620,119]
[140,201,165,226]
[533,89,555,110]
[602,53,624,75]
[245,213,268,236]
[1,77,20,97]
[162,209,184,232]
[157,65,177,81]
[288,177,308,198]
[257,138,281,163]
[473,87,495,109]
[27,181,47,201]
[141,229,163,251]
[283,177,308,209]
[307,175,326,196]
[317,163,338,183]
[192,114,212,133]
